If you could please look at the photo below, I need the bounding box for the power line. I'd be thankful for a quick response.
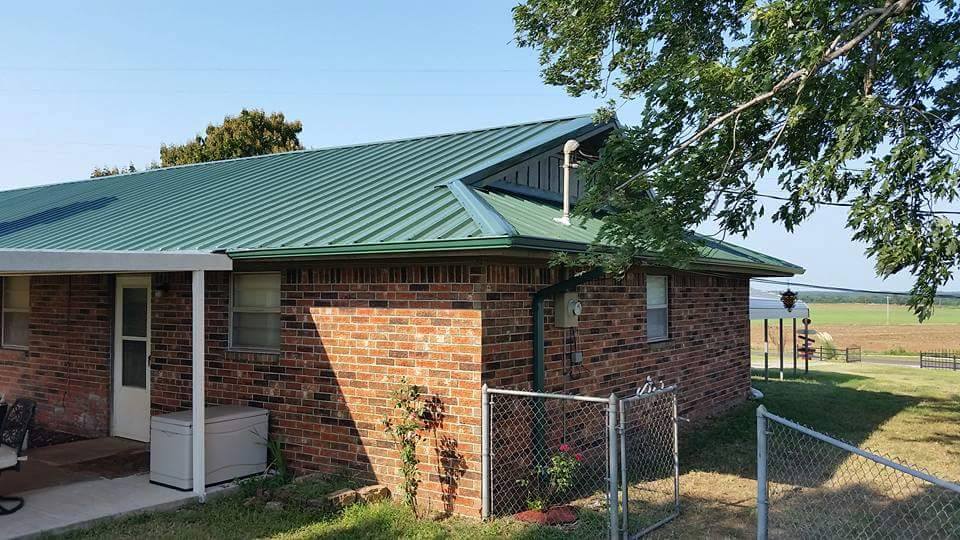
[0,66,532,73]
[0,89,555,98]
[0,137,154,149]
[752,278,960,299]
[728,190,960,216]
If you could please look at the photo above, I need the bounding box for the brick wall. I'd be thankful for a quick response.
[0,261,749,519]
[0,275,113,437]
[481,264,751,419]
[149,267,486,517]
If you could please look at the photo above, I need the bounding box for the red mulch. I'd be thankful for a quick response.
[514,505,578,525]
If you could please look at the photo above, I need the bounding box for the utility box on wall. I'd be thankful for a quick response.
[555,291,582,328]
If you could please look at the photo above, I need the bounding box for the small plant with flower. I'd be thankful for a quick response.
[516,443,584,511]
[383,378,426,514]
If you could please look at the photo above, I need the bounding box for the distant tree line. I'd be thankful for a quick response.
[90,109,302,178]
[790,291,960,306]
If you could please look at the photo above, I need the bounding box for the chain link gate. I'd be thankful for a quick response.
[482,387,618,538]
[481,382,680,539]
[619,384,680,538]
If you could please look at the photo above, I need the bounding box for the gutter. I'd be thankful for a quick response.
[227,238,803,276]
[531,267,606,392]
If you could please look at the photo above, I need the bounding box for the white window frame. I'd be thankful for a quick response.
[646,275,669,343]
[2,276,30,350]
[228,272,281,352]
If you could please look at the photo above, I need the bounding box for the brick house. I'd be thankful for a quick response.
[0,115,801,516]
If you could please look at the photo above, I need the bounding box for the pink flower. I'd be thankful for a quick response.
[575,453,584,462]
[559,443,570,452]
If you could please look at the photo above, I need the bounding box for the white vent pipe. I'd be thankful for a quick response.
[555,139,580,226]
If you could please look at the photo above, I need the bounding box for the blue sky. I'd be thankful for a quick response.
[0,1,952,291]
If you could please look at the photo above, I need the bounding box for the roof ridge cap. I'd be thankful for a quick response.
[0,114,597,195]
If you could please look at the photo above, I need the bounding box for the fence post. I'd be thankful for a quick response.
[481,384,490,519]
[608,393,619,540]
[672,392,680,514]
[756,405,769,540]
[618,397,628,536]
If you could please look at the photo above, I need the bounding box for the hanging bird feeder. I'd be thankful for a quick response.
[780,288,798,312]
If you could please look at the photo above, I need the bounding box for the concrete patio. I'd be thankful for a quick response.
[0,437,233,539]
[1,473,206,539]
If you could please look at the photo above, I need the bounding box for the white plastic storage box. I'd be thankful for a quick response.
[150,405,269,490]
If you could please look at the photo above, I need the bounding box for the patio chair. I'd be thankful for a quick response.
[0,399,36,515]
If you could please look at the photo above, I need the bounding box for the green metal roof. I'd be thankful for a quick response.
[0,114,802,275]
[478,189,804,275]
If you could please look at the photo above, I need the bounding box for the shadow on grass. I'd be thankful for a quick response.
[768,477,960,537]
[680,369,921,481]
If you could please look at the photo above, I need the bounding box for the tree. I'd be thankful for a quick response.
[514,0,960,320]
[90,163,137,178]
[160,109,303,167]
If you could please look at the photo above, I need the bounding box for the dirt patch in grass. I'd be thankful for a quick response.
[751,321,960,354]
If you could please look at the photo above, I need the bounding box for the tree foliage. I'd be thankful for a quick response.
[159,109,303,167]
[514,0,960,320]
[90,163,138,178]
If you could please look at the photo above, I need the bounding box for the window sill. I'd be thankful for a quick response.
[646,337,669,344]
[0,344,28,352]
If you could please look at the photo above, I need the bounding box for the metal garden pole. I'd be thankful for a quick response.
[803,318,810,374]
[756,406,769,540]
[778,318,784,380]
[792,318,797,376]
[764,319,769,381]
[481,384,490,519]
[608,393,620,540]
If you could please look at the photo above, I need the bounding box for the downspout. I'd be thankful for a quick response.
[531,267,606,392]
[530,267,606,469]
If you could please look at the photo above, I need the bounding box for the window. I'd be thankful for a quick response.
[2,276,29,349]
[646,275,668,342]
[230,273,281,351]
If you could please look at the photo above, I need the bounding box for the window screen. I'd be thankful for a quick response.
[646,275,668,342]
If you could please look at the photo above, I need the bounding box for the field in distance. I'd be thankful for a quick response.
[750,303,960,354]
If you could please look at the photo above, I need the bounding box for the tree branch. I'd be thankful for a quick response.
[614,0,915,192]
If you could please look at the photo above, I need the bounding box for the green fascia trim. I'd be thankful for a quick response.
[226,236,598,259]
[226,234,803,275]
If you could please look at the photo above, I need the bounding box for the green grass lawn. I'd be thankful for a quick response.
[803,302,960,325]
[56,363,960,539]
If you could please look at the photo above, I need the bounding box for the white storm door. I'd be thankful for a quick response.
[113,275,151,442]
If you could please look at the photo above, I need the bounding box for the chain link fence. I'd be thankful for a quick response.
[481,383,679,539]
[757,406,960,539]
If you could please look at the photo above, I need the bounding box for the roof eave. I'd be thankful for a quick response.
[0,249,233,274]
[225,237,804,276]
